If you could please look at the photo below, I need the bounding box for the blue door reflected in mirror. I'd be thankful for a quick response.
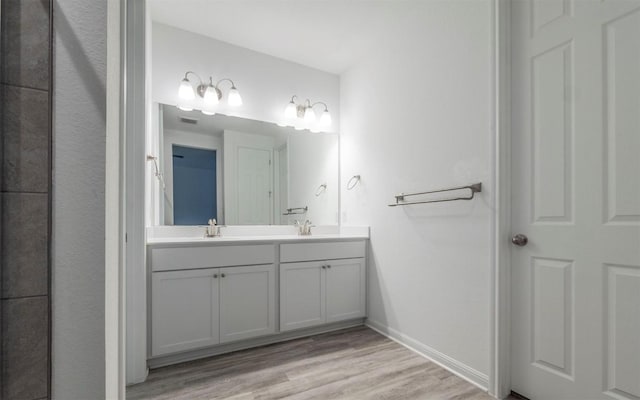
[172,145,217,225]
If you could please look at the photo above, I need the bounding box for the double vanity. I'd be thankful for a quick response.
[146,226,369,368]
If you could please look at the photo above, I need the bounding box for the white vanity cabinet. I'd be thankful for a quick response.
[219,264,276,343]
[152,268,220,356]
[280,241,366,332]
[150,244,276,357]
[147,235,368,366]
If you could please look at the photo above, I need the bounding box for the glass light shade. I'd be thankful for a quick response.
[203,85,219,107]
[177,101,194,112]
[319,110,332,126]
[304,107,316,124]
[227,87,243,106]
[284,101,297,119]
[178,78,195,100]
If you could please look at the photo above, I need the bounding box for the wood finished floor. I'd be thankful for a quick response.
[127,326,495,400]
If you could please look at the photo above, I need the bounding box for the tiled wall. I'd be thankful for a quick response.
[1,0,52,399]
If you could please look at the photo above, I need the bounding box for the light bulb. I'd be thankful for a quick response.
[284,101,297,119]
[227,86,242,106]
[202,85,218,115]
[203,85,219,106]
[304,107,316,124]
[319,110,332,126]
[178,78,195,100]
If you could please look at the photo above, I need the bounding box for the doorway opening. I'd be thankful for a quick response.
[172,145,217,225]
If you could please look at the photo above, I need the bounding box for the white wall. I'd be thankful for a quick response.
[53,0,106,398]
[340,0,493,386]
[152,23,340,133]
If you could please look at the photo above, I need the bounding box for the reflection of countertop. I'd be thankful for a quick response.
[146,226,370,247]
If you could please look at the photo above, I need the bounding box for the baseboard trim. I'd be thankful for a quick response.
[146,319,365,370]
[366,319,490,392]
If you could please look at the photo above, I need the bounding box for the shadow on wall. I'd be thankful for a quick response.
[365,240,396,329]
[54,4,106,122]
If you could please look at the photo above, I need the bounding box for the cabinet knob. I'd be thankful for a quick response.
[321,265,326,269]
[327,265,331,269]
[221,273,226,278]
[213,274,218,278]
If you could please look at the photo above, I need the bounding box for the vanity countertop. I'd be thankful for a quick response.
[147,233,368,246]
[146,226,370,246]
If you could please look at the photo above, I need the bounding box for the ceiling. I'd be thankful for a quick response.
[162,104,292,144]
[148,0,411,74]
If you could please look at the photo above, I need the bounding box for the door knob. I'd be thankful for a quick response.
[511,234,528,246]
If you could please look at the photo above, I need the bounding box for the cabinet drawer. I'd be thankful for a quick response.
[280,241,365,263]
[151,245,275,271]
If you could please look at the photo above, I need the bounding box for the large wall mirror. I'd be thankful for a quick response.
[155,104,339,226]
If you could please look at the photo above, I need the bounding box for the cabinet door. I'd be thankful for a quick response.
[326,258,366,323]
[219,264,276,343]
[280,261,325,331]
[151,269,220,356]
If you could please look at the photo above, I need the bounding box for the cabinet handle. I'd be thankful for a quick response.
[221,273,226,278]
[213,274,218,278]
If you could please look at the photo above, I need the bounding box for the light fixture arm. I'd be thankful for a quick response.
[310,101,329,112]
[183,71,203,86]
[215,78,237,90]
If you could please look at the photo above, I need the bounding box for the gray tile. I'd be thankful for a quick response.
[1,296,49,400]
[1,192,48,298]
[1,85,50,193]
[1,0,50,89]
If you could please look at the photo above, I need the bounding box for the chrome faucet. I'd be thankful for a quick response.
[296,219,313,236]
[205,219,220,237]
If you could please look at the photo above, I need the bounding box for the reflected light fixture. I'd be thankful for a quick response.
[283,95,332,132]
[177,71,242,114]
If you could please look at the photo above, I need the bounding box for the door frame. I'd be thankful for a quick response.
[112,0,516,396]
[491,0,512,398]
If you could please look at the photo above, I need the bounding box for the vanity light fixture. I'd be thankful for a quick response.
[177,71,242,114]
[283,95,332,131]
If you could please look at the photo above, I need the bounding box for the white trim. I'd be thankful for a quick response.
[366,320,490,392]
[148,319,364,369]
[491,0,512,399]
[124,0,148,385]
[105,0,125,397]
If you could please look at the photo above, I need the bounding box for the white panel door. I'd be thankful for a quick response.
[325,258,366,323]
[511,1,640,399]
[151,269,220,356]
[237,146,272,225]
[223,130,274,225]
[219,264,276,343]
[280,261,326,331]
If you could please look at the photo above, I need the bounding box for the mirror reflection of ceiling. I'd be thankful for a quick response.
[148,0,414,74]
[162,105,291,144]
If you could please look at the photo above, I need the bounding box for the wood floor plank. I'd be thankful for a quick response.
[127,326,494,400]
